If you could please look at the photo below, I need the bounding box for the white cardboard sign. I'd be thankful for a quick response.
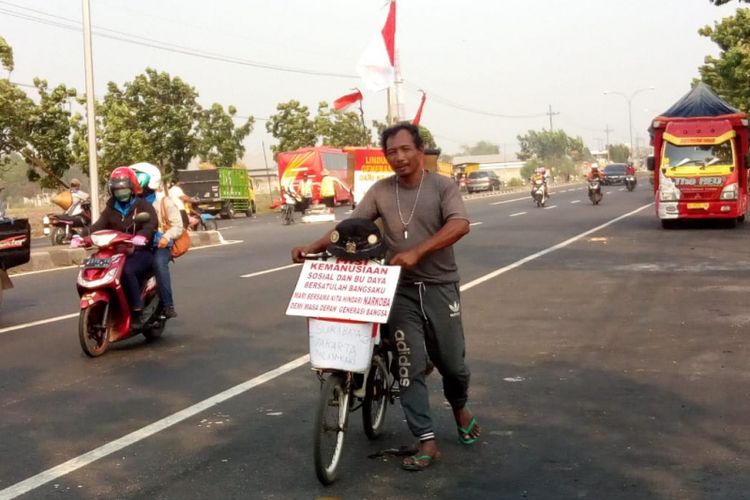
[286,259,400,323]
[308,318,376,372]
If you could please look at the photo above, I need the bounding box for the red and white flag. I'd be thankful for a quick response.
[412,90,426,126]
[355,0,396,92]
[333,90,363,111]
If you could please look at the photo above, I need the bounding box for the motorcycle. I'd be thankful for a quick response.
[44,200,91,246]
[531,179,547,207]
[76,217,168,357]
[625,175,637,192]
[588,179,603,205]
[281,191,300,225]
[187,205,218,231]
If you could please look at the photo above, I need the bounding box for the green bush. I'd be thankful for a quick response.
[508,177,525,187]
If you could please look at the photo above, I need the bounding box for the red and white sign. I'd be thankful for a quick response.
[286,259,400,323]
[352,148,392,204]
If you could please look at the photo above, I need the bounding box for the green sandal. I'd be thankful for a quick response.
[457,416,479,445]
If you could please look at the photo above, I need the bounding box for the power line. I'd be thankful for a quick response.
[0,1,358,79]
[2,0,554,124]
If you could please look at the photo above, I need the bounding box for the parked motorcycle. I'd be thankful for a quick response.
[281,191,300,225]
[0,212,31,308]
[531,179,547,207]
[187,205,218,231]
[76,221,168,357]
[44,201,91,246]
[625,175,637,192]
[588,180,603,205]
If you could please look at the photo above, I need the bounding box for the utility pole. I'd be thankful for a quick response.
[82,0,100,217]
[261,140,272,195]
[604,124,614,160]
[546,105,559,131]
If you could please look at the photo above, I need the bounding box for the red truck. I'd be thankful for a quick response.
[647,83,749,228]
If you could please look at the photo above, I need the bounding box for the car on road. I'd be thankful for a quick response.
[602,163,628,185]
[466,170,502,193]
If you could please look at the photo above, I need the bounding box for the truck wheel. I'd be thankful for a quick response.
[246,201,256,217]
[738,214,745,223]
[222,203,235,220]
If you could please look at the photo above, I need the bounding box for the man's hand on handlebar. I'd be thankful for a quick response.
[291,245,310,263]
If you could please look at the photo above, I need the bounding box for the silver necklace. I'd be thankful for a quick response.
[396,169,425,239]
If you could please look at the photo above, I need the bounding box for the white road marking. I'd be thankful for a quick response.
[240,263,300,278]
[543,205,557,210]
[570,200,581,204]
[0,355,310,500]
[0,313,79,335]
[469,222,483,226]
[461,203,653,292]
[489,196,527,206]
[619,188,625,191]
[509,212,527,217]
[1,202,654,497]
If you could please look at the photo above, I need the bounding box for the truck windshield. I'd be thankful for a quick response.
[663,140,734,168]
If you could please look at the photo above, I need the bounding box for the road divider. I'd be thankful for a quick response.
[15,231,226,274]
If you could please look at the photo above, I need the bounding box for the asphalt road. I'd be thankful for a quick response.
[1,182,749,499]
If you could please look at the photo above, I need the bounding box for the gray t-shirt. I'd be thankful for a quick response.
[351,170,469,284]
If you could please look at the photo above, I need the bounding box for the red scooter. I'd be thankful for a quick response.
[76,226,167,357]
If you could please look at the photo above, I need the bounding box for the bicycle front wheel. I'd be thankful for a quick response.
[313,373,350,485]
[362,355,389,439]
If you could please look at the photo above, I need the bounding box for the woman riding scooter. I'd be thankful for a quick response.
[130,162,182,319]
[72,167,157,329]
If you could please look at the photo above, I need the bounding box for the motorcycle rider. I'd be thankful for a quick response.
[586,164,605,182]
[67,178,90,219]
[72,167,157,329]
[530,167,550,199]
[131,162,182,319]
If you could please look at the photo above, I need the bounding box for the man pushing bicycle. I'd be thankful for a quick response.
[292,122,480,472]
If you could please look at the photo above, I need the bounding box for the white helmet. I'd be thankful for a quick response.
[130,162,162,190]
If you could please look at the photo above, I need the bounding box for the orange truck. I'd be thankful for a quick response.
[647,83,749,228]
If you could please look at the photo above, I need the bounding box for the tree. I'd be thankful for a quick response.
[608,144,630,163]
[196,103,254,167]
[314,102,370,148]
[698,8,750,112]
[0,35,13,74]
[265,100,317,156]
[372,120,438,150]
[517,128,588,179]
[74,68,202,179]
[0,39,76,187]
[458,140,500,156]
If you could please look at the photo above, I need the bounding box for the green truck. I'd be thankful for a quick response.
[178,168,256,219]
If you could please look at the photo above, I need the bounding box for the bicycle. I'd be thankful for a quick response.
[303,252,399,485]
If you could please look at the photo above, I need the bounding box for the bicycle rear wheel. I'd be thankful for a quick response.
[362,355,389,439]
[313,373,350,485]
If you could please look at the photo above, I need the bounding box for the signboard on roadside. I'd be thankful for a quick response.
[351,148,392,205]
[286,258,400,323]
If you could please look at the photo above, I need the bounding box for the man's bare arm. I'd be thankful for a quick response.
[390,218,469,269]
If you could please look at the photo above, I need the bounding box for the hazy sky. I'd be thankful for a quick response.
[1,0,742,164]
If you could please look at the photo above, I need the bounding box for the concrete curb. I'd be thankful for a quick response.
[15,231,225,274]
